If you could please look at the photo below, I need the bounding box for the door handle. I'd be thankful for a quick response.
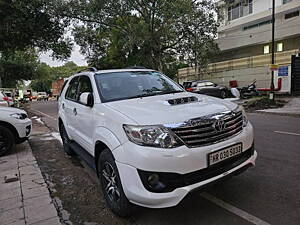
[73,108,77,116]
[62,103,65,110]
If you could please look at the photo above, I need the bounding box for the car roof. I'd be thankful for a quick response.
[95,68,155,74]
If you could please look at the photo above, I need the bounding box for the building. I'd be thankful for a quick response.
[51,78,65,97]
[178,0,300,93]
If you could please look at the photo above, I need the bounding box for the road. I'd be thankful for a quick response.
[28,101,300,225]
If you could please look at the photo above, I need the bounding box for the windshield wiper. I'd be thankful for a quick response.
[157,90,184,95]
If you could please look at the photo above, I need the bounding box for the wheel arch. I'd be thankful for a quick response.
[0,121,19,142]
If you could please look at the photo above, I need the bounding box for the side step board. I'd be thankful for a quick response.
[69,142,97,171]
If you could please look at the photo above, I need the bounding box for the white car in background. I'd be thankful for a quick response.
[0,107,32,156]
[58,68,257,216]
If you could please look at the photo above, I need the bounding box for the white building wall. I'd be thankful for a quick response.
[217,0,300,51]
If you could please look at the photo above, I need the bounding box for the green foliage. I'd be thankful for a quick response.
[30,61,85,92]
[0,0,72,59]
[65,0,219,76]
[0,50,41,87]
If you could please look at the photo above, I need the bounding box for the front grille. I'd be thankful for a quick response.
[171,111,243,148]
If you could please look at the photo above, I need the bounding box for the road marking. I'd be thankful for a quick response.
[200,192,271,225]
[31,109,57,121]
[274,131,300,136]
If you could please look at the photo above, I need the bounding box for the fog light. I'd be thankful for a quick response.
[147,174,166,190]
[148,174,159,186]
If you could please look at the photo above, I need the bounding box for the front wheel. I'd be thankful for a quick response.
[0,126,15,157]
[98,149,134,217]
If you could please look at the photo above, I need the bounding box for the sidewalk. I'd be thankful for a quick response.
[0,141,61,225]
[257,97,300,115]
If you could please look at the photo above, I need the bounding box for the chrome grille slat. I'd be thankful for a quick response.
[179,120,243,140]
[171,111,243,148]
[184,126,243,144]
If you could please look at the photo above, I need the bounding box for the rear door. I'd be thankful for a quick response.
[63,77,80,139]
[73,75,95,154]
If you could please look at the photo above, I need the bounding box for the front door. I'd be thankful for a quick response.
[73,75,95,154]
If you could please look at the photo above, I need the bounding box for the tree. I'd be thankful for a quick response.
[0,50,41,87]
[64,0,219,74]
[0,0,72,58]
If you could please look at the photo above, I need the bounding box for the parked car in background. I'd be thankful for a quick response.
[3,91,14,106]
[0,92,9,107]
[183,80,229,99]
[0,107,32,156]
[37,92,49,101]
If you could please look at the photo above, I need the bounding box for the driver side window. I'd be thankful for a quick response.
[65,77,79,101]
[78,76,93,100]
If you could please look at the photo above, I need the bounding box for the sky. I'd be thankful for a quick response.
[39,43,88,67]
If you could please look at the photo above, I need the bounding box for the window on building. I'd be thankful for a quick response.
[264,45,270,54]
[243,20,272,31]
[285,10,299,19]
[283,0,293,4]
[277,43,283,52]
[228,0,253,21]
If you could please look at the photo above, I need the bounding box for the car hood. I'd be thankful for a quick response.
[0,106,26,114]
[105,92,237,125]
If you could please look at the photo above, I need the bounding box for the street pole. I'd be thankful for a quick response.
[270,0,275,100]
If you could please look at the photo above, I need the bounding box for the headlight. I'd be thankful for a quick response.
[10,113,27,120]
[123,125,182,148]
[242,109,248,127]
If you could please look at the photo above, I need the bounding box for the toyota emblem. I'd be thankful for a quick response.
[213,119,226,132]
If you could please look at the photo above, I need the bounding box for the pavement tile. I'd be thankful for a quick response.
[0,207,24,225]
[29,217,61,225]
[21,179,46,189]
[22,186,50,200]
[18,161,38,168]
[0,180,20,192]
[7,221,26,225]
[24,194,53,208]
[0,169,18,180]
[0,186,21,201]
[0,160,18,172]
[25,203,58,225]
[0,197,22,212]
[20,171,44,183]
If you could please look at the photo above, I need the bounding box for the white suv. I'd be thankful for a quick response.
[58,68,257,216]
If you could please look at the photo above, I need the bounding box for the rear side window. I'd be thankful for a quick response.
[65,77,79,101]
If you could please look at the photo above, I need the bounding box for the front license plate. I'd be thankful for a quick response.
[208,143,242,166]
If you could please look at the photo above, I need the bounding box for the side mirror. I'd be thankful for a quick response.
[79,92,94,107]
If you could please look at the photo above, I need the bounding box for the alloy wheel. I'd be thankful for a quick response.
[101,162,121,203]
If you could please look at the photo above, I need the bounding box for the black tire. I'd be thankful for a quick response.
[59,123,75,156]
[0,126,15,157]
[98,149,133,217]
[220,90,226,99]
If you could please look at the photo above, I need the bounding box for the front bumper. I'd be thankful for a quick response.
[113,122,256,208]
[117,151,257,208]
[14,118,32,139]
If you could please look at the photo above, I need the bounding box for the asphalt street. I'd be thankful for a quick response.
[28,101,300,225]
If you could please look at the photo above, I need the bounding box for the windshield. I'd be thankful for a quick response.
[94,71,184,102]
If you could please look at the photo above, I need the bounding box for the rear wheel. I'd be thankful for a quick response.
[98,149,133,217]
[0,126,15,157]
[59,123,74,156]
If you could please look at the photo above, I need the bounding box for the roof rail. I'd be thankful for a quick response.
[77,67,98,73]
[125,66,147,69]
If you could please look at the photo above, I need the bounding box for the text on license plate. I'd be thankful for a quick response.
[208,143,242,166]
